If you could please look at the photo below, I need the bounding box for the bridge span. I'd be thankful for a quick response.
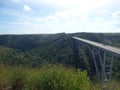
[73,37,120,56]
[73,36,120,89]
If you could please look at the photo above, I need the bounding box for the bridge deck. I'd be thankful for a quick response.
[73,36,120,56]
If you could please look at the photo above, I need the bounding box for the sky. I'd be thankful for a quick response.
[0,0,120,34]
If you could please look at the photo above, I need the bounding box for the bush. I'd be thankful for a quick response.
[8,67,27,90]
[27,64,90,90]
[0,64,90,90]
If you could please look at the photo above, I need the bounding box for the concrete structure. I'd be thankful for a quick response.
[73,36,120,90]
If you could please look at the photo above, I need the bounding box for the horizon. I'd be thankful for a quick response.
[0,0,120,34]
[0,32,120,35]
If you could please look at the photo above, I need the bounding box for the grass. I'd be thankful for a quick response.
[90,80,120,90]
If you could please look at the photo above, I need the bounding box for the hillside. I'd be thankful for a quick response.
[0,33,120,79]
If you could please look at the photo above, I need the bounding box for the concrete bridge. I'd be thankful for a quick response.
[72,36,120,89]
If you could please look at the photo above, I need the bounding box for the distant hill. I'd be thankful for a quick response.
[0,33,120,79]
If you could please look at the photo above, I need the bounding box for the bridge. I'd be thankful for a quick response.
[72,36,120,89]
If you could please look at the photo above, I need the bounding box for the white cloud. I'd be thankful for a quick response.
[97,10,106,14]
[2,0,120,34]
[11,0,114,26]
[80,16,88,22]
[44,15,59,24]
[66,20,77,25]
[83,21,119,32]
[23,5,31,12]
[94,18,104,22]
[12,0,19,3]
[36,9,89,25]
[54,11,68,19]
[112,11,120,18]
[112,21,120,27]
[35,18,44,22]
[35,15,59,25]
[19,0,114,14]
[26,0,113,8]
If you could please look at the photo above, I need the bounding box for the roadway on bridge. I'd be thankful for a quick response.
[73,36,120,57]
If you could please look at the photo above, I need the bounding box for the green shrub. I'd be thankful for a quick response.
[27,64,90,90]
[0,64,90,90]
[8,67,27,90]
[0,64,9,90]
[91,80,120,90]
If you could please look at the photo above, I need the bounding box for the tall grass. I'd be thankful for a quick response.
[0,64,90,90]
[90,80,120,90]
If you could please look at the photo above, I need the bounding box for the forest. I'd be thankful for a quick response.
[0,33,120,90]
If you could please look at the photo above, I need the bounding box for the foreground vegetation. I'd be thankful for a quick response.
[0,64,90,90]
[91,81,120,90]
[0,64,120,90]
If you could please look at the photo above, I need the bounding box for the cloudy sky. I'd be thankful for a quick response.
[0,0,120,34]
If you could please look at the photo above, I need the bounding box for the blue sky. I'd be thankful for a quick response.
[0,0,120,34]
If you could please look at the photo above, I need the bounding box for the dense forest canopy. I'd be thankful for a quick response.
[0,33,120,79]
